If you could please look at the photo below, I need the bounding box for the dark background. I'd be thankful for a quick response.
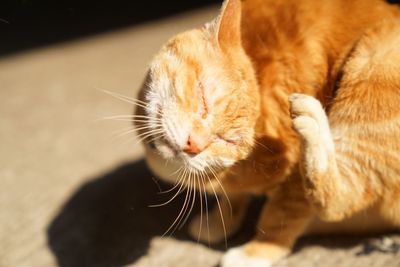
[0,0,399,57]
[0,0,220,57]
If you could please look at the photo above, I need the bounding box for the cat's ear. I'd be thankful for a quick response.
[216,0,242,50]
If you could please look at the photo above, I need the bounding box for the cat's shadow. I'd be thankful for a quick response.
[47,159,259,267]
[47,160,182,267]
[47,159,397,267]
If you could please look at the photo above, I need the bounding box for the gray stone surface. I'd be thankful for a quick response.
[1,5,399,267]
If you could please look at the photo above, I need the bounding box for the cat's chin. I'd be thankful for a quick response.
[144,146,183,184]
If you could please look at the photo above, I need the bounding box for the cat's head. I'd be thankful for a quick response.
[139,0,259,178]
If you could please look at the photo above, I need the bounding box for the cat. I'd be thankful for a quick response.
[134,0,400,266]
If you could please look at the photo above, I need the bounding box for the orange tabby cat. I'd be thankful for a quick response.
[135,0,400,266]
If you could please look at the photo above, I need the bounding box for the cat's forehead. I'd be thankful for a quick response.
[147,29,233,110]
[155,30,218,66]
[150,49,224,94]
[149,34,208,86]
[165,30,210,54]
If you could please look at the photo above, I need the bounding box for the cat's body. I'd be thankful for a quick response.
[137,0,400,266]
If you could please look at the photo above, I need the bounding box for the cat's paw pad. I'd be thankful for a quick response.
[221,247,272,267]
[289,93,324,120]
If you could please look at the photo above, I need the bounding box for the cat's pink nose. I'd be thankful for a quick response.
[183,135,208,155]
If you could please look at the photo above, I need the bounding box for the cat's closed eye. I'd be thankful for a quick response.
[198,81,209,119]
[217,133,240,145]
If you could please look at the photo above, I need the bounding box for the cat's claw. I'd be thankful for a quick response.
[221,246,272,267]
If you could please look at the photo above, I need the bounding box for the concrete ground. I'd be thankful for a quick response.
[1,5,399,267]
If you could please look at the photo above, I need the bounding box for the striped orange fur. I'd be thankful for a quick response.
[136,0,400,265]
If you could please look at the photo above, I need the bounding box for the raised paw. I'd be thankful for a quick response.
[289,93,334,173]
[289,93,333,146]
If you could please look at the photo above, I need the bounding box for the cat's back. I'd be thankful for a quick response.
[328,16,400,168]
[240,0,400,100]
[240,0,398,56]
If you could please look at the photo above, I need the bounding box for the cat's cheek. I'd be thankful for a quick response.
[154,142,176,159]
[207,142,241,167]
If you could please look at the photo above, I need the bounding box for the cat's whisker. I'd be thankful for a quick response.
[126,124,159,133]
[151,170,187,206]
[145,133,167,146]
[169,168,193,235]
[99,89,149,109]
[110,125,137,137]
[129,118,161,122]
[96,113,162,125]
[158,167,185,194]
[107,124,154,146]
[104,126,136,143]
[169,165,184,177]
[174,169,194,231]
[120,130,164,147]
[195,169,204,243]
[132,121,162,127]
[209,166,233,218]
[204,171,228,248]
[211,160,227,174]
[134,133,162,145]
[133,119,161,123]
[148,181,185,207]
[101,89,146,104]
[112,128,139,140]
[157,180,183,195]
[178,170,197,230]
[136,128,164,139]
[199,170,211,246]
[161,167,190,236]
[135,129,165,142]
[98,117,161,123]
[102,114,162,121]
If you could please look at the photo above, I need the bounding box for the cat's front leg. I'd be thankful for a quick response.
[288,93,352,221]
[221,179,313,267]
